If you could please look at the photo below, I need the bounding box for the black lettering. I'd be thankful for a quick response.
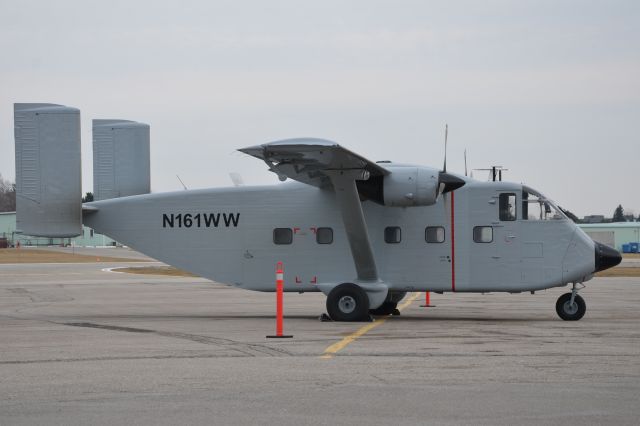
[163,212,238,228]
[223,212,240,227]
[204,213,220,227]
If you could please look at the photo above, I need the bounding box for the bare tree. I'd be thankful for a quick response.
[0,174,16,212]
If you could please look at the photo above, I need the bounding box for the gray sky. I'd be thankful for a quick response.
[1,0,638,217]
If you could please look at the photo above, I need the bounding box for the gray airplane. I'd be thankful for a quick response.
[14,103,622,322]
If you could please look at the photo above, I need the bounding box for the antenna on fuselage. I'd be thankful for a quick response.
[176,174,188,190]
[471,166,508,182]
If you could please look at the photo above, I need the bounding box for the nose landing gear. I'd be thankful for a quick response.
[556,283,586,321]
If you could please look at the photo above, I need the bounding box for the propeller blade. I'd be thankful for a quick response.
[443,124,448,173]
[464,149,468,177]
[229,172,244,187]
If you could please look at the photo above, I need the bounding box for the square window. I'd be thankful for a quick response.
[316,227,333,244]
[273,228,293,245]
[384,226,401,244]
[425,226,445,243]
[473,226,493,243]
[499,193,516,221]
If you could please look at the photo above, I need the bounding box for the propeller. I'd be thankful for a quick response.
[437,124,465,198]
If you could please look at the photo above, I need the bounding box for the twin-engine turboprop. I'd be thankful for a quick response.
[13,104,622,322]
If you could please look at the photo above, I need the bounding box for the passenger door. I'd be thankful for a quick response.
[493,192,521,288]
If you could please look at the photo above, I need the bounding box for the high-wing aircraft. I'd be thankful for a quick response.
[13,103,622,321]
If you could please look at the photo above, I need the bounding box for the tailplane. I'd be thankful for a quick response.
[14,104,152,238]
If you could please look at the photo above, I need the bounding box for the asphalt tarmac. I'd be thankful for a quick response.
[1,257,639,425]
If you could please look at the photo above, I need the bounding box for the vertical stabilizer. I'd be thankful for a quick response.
[14,103,82,237]
[93,119,150,201]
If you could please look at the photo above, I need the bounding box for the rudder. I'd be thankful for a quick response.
[14,103,82,237]
[92,119,150,201]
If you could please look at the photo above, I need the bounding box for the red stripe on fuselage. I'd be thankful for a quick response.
[451,192,456,292]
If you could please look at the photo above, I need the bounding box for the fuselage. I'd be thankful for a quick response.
[83,176,596,294]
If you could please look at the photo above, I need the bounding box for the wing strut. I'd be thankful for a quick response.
[326,170,378,283]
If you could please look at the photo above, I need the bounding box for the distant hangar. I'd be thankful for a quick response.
[580,223,640,253]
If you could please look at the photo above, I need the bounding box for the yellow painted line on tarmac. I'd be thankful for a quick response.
[320,292,421,359]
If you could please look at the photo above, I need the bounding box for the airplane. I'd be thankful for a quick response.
[13,103,622,322]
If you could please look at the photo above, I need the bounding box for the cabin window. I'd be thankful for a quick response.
[273,228,293,245]
[473,226,493,243]
[316,227,333,244]
[499,193,516,221]
[90,229,94,237]
[425,226,445,243]
[384,226,402,244]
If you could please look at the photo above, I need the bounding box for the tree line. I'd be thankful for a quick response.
[0,174,16,212]
[0,175,96,213]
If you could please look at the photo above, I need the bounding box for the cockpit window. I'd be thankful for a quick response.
[499,193,516,221]
[522,187,566,221]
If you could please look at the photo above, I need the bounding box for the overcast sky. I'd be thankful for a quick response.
[1,0,638,217]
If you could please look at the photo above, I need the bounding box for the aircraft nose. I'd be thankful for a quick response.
[594,241,622,272]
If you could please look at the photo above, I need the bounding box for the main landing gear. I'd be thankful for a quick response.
[369,301,399,316]
[326,285,404,321]
[556,284,586,321]
[326,283,370,322]
[369,291,406,316]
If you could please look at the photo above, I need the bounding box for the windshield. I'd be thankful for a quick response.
[522,186,566,221]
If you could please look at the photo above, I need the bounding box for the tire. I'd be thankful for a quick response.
[389,291,407,304]
[369,301,398,316]
[556,293,586,321]
[326,283,370,322]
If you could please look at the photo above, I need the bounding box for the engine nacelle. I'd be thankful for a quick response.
[383,166,440,207]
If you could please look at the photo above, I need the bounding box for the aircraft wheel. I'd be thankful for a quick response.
[369,301,398,316]
[556,293,586,321]
[326,283,370,322]
[389,291,407,304]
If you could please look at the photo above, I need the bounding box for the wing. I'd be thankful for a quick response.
[240,138,387,288]
[238,138,389,188]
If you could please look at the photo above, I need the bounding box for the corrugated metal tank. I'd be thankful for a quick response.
[92,119,150,201]
[14,103,82,237]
